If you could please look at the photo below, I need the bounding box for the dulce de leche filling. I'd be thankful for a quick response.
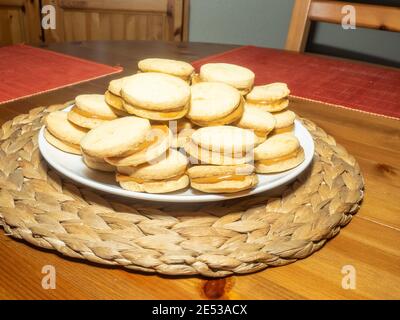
[116,173,184,184]
[61,140,80,150]
[254,130,269,138]
[272,124,294,134]
[106,90,121,98]
[105,90,124,108]
[105,125,169,165]
[191,97,244,126]
[246,98,288,106]
[258,148,300,165]
[71,106,117,120]
[151,108,188,119]
[45,129,81,150]
[193,75,250,94]
[124,102,189,119]
[126,125,168,155]
[191,174,247,184]
[145,71,192,82]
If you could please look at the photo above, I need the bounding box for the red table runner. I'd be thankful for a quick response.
[0,44,122,105]
[192,46,400,119]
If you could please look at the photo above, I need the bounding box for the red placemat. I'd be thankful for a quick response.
[192,46,400,119]
[0,44,122,104]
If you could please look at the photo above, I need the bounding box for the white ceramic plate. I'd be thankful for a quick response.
[38,107,314,203]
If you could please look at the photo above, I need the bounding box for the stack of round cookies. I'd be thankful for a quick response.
[246,83,295,135]
[44,58,305,194]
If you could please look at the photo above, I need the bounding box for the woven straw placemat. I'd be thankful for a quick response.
[0,103,364,277]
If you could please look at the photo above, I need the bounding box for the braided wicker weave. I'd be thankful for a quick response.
[0,103,364,277]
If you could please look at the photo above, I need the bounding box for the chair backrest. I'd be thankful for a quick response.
[285,0,400,52]
[42,0,190,43]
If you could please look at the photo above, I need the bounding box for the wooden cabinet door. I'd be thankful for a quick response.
[43,0,189,43]
[0,0,42,46]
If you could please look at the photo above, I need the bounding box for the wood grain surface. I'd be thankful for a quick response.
[0,0,42,46]
[0,41,399,300]
[42,0,189,43]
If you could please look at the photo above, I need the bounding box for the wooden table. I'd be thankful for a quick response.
[0,41,399,300]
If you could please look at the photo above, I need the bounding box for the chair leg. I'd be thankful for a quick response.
[285,0,312,52]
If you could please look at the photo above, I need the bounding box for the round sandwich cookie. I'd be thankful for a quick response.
[175,118,195,132]
[171,127,196,149]
[105,77,133,113]
[159,118,194,136]
[254,134,305,173]
[80,116,152,158]
[105,125,172,167]
[121,72,190,121]
[44,129,81,155]
[116,149,189,194]
[188,82,244,126]
[82,152,115,172]
[235,103,276,145]
[246,82,290,112]
[187,164,258,194]
[44,111,88,154]
[68,94,118,129]
[271,110,296,135]
[185,126,255,165]
[168,119,196,149]
[199,63,255,95]
[138,58,194,81]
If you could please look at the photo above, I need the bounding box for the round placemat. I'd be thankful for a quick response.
[0,103,364,277]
